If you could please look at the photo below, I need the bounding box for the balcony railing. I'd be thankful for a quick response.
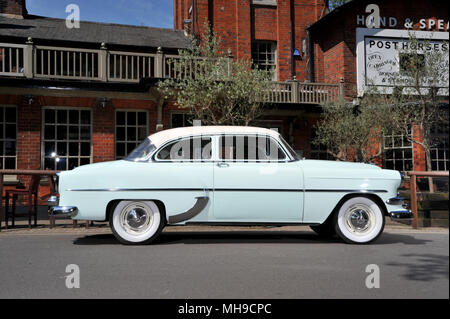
[0,42,344,104]
[34,46,101,80]
[0,44,25,77]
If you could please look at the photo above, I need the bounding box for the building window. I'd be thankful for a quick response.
[383,129,414,172]
[430,125,449,171]
[251,42,277,80]
[171,112,194,128]
[310,128,333,160]
[43,108,92,170]
[0,106,17,169]
[116,110,148,159]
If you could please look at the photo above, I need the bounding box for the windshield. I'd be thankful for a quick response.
[124,138,157,162]
[280,136,300,161]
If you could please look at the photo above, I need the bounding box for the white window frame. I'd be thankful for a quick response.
[383,129,414,172]
[0,105,18,182]
[154,135,214,162]
[217,134,289,163]
[41,107,93,171]
[251,41,278,81]
[430,125,449,171]
[115,109,149,160]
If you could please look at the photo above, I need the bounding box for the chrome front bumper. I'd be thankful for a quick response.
[386,196,407,207]
[48,195,78,217]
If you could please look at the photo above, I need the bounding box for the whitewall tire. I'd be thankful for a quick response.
[334,196,385,244]
[110,201,164,245]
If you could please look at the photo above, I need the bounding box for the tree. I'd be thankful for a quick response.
[313,96,392,163]
[372,34,449,173]
[313,33,449,169]
[158,23,272,126]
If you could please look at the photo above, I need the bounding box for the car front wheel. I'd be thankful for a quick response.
[334,196,385,244]
[110,201,164,245]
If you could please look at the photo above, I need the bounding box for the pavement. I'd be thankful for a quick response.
[0,222,448,299]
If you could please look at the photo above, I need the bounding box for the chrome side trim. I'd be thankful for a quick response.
[168,196,209,224]
[389,210,413,220]
[66,188,388,193]
[48,206,78,217]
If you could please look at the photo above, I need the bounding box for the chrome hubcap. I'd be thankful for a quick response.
[344,204,374,234]
[120,203,154,234]
[350,209,370,230]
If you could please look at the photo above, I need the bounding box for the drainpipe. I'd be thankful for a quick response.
[307,28,314,82]
[290,0,296,79]
[156,96,164,132]
[192,0,196,36]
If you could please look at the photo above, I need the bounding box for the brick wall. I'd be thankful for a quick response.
[310,0,449,98]
[0,0,26,16]
[0,93,159,205]
[175,0,328,82]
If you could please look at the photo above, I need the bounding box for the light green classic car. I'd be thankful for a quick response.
[49,126,412,245]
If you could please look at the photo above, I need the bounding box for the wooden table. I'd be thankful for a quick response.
[0,170,58,231]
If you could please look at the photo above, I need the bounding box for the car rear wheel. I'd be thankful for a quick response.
[334,196,385,244]
[110,201,164,245]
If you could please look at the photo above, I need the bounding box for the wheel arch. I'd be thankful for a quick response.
[324,192,388,224]
[105,199,167,224]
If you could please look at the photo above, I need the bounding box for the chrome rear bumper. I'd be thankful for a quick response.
[48,206,78,217]
[389,210,413,220]
[48,195,78,217]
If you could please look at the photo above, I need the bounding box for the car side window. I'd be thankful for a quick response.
[156,137,212,161]
[219,135,287,161]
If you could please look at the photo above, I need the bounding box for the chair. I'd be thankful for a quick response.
[4,175,40,229]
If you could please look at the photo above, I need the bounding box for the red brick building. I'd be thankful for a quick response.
[307,0,449,172]
[175,0,449,171]
[0,0,448,204]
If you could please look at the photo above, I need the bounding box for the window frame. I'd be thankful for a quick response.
[251,41,278,81]
[429,124,449,171]
[153,135,214,163]
[383,128,414,172]
[115,109,149,160]
[41,106,93,171]
[0,105,18,171]
[309,128,334,161]
[152,133,295,163]
[217,134,291,163]
[170,111,195,128]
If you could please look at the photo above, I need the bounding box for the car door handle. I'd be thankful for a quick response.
[217,162,230,168]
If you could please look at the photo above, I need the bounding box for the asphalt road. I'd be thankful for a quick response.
[0,228,448,299]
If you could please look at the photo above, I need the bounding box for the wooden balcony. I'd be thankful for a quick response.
[0,42,343,105]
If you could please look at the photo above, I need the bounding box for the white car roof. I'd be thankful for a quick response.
[148,126,281,147]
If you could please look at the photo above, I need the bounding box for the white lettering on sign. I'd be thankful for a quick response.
[357,4,448,31]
